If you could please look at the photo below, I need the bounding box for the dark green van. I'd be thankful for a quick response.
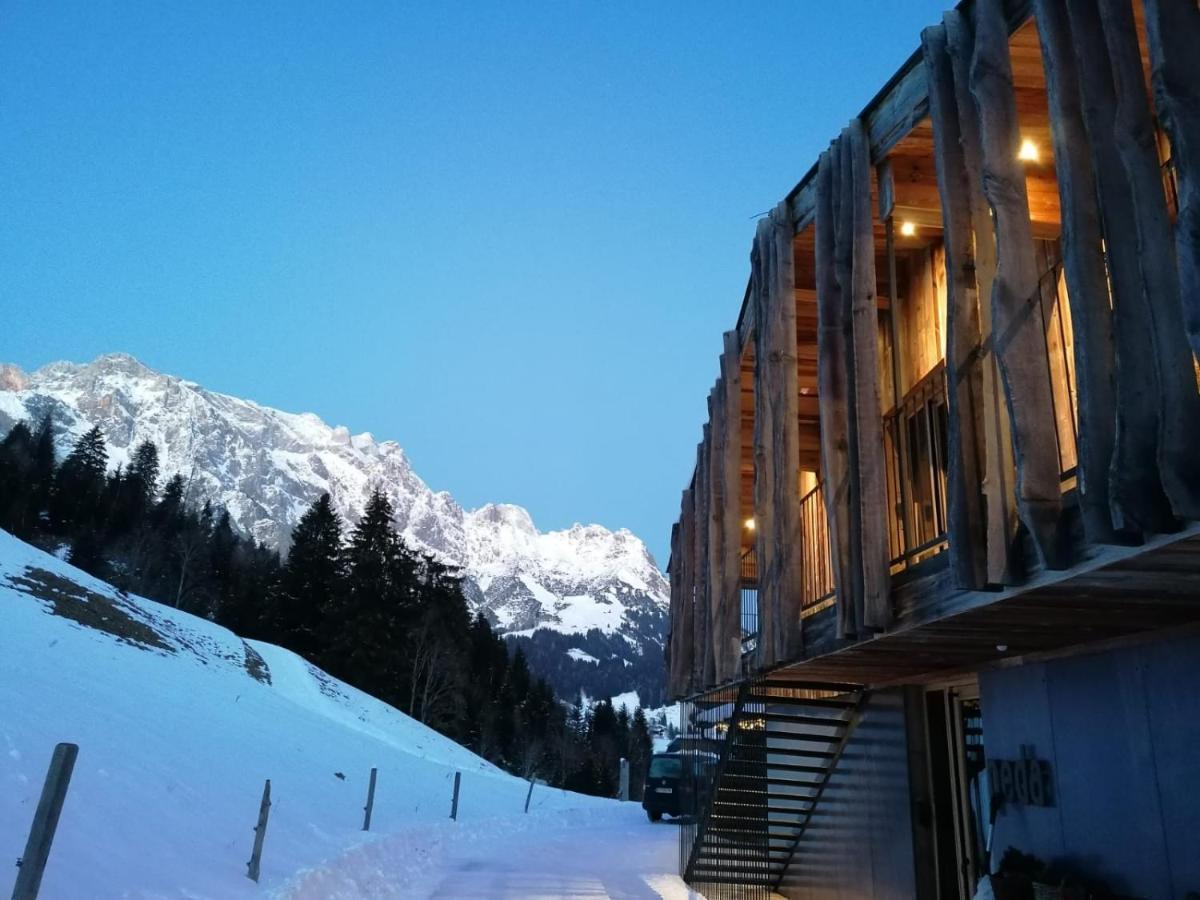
[641,752,717,822]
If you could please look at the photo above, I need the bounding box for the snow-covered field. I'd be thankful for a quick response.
[0,530,693,898]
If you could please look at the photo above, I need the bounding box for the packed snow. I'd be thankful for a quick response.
[0,529,691,898]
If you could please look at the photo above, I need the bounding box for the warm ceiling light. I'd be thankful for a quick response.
[1018,138,1039,162]
[899,221,917,237]
[744,518,756,530]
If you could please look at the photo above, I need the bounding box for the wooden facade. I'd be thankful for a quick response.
[666,0,1200,894]
[666,0,1200,699]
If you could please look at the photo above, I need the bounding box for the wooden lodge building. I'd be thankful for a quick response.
[664,0,1200,896]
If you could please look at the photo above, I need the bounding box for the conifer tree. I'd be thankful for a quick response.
[328,489,414,700]
[269,493,345,658]
[50,426,108,532]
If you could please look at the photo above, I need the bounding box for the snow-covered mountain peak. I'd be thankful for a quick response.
[0,354,668,700]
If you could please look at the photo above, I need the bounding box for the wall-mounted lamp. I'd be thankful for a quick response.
[744,518,756,531]
[1018,138,1039,163]
[899,220,917,237]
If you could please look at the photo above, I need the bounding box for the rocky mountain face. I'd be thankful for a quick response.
[0,354,668,703]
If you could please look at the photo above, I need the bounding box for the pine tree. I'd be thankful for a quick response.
[50,426,108,533]
[329,489,415,702]
[269,493,345,658]
[126,441,160,510]
[28,415,56,532]
[0,422,35,535]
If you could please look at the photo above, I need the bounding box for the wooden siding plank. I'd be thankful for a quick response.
[970,0,1064,568]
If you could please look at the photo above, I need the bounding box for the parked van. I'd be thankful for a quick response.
[641,751,717,822]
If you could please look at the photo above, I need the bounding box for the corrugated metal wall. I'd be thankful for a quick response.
[776,689,918,899]
[980,632,1200,898]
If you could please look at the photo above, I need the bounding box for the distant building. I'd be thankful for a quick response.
[666,0,1200,897]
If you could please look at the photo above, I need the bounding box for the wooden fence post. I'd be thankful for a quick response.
[450,771,461,821]
[246,779,271,883]
[362,767,377,831]
[11,742,78,900]
[524,778,536,813]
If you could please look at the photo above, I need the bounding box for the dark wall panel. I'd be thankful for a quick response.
[778,689,917,900]
[1138,635,1200,895]
[981,632,1200,898]
[977,662,1065,867]
[1044,652,1170,898]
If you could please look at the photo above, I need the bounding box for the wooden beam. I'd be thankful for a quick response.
[1065,0,1186,533]
[945,7,1017,585]
[1143,0,1200,361]
[1096,0,1200,520]
[923,22,988,589]
[753,201,805,667]
[847,119,891,630]
[718,331,744,682]
[1031,0,1118,546]
[815,145,857,640]
[970,0,1064,568]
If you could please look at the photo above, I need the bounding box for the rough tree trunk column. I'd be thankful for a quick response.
[969,0,1064,568]
[1064,0,1176,534]
[815,144,858,638]
[753,201,804,666]
[666,521,681,698]
[706,383,727,684]
[717,331,743,681]
[1143,0,1200,361]
[694,432,712,689]
[1097,0,1200,520]
[678,485,696,696]
[923,22,988,588]
[846,120,890,629]
[945,8,1017,584]
[1032,0,1118,545]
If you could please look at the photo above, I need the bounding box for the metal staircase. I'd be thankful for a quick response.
[682,678,868,896]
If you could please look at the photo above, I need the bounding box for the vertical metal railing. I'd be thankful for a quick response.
[679,683,770,899]
[740,549,759,658]
[798,484,835,613]
[883,361,950,570]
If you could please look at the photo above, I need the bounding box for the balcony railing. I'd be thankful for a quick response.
[799,482,835,614]
[740,549,758,657]
[884,360,950,571]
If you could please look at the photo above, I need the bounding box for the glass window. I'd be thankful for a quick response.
[648,756,683,779]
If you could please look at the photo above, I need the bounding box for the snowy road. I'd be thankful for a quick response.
[427,807,695,899]
[282,804,701,899]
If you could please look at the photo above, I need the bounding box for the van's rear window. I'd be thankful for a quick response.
[649,757,683,778]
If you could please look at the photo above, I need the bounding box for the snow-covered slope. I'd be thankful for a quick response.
[0,528,619,897]
[0,354,668,700]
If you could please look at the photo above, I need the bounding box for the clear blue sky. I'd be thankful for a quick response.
[0,1,947,565]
